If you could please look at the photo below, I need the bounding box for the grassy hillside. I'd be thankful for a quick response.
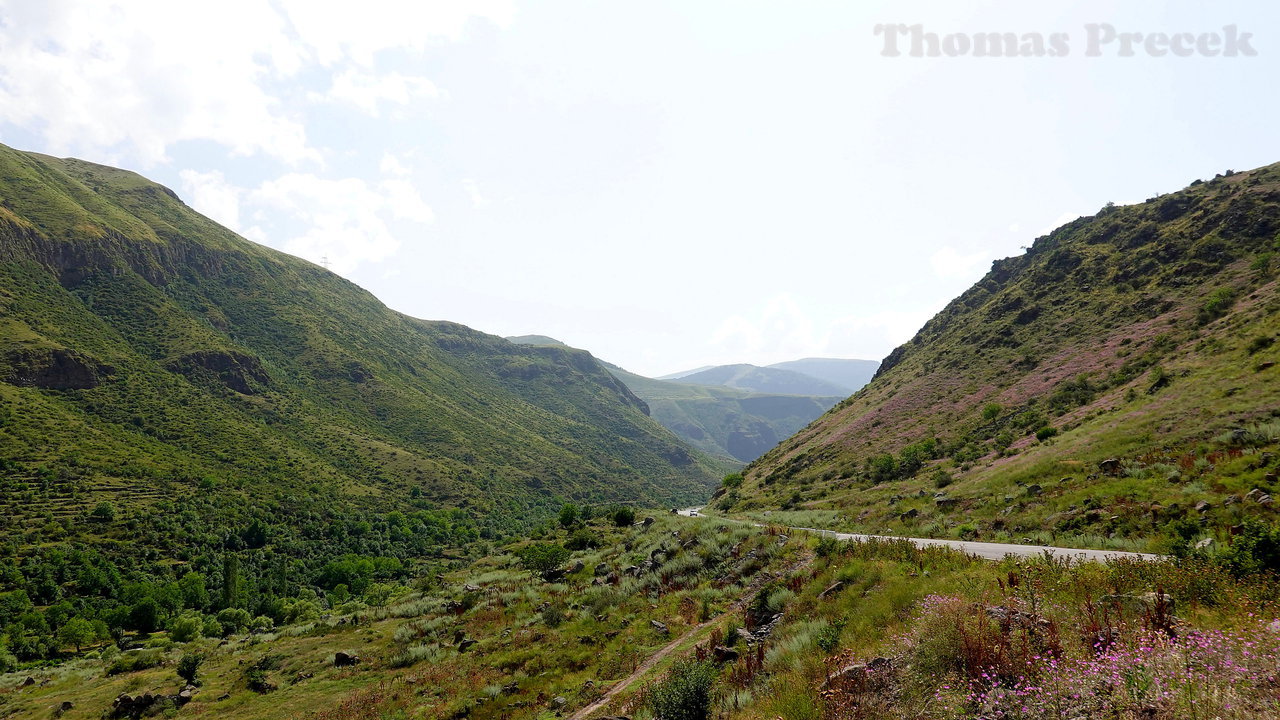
[729,164,1280,551]
[506,338,841,464]
[606,365,841,464]
[8,513,1279,720]
[0,144,721,642]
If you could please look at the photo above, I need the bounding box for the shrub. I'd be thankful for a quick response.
[564,528,599,551]
[722,472,744,489]
[931,468,953,489]
[1035,426,1059,442]
[169,614,203,643]
[516,543,570,579]
[177,653,202,685]
[216,608,252,636]
[1198,287,1236,324]
[981,403,1003,421]
[1248,335,1275,355]
[648,660,717,720]
[107,650,163,675]
[816,617,847,653]
[610,506,636,527]
[1218,520,1280,577]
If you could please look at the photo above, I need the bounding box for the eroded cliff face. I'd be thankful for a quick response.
[1,347,113,390]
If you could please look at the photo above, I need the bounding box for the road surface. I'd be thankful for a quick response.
[676,508,1160,563]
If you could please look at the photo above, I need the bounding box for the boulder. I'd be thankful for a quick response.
[650,620,669,634]
[712,645,739,663]
[566,560,584,574]
[458,638,477,652]
[819,581,845,599]
[899,508,918,521]
[1025,484,1042,497]
[594,562,610,576]
[642,517,655,527]
[1195,500,1212,513]
[333,651,360,667]
[1099,458,1122,476]
[463,584,481,593]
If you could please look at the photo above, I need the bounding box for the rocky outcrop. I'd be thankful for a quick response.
[166,349,269,394]
[2,347,112,389]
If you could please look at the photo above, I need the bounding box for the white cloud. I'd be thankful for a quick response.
[179,169,244,230]
[380,153,411,177]
[462,179,490,209]
[277,0,517,67]
[250,173,434,273]
[929,246,991,280]
[0,1,315,166]
[1037,212,1081,237]
[0,2,515,166]
[710,293,941,365]
[379,179,436,224]
[319,70,440,116]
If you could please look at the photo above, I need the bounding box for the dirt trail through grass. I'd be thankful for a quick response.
[570,552,812,720]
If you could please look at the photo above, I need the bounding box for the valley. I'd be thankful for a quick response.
[1,150,1279,720]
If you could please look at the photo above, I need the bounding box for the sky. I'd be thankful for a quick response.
[0,1,1277,377]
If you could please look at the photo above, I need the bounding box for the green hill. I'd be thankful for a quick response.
[604,365,842,464]
[0,145,719,588]
[730,164,1280,550]
[506,337,843,464]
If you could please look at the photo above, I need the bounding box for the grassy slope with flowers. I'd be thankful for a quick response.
[726,163,1280,553]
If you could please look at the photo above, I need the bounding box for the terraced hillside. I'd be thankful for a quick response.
[730,164,1280,551]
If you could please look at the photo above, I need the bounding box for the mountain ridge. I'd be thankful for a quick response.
[728,163,1280,548]
[0,144,720,565]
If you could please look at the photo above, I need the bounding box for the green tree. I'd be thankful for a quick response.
[129,597,161,633]
[517,543,570,580]
[178,572,210,610]
[558,503,580,529]
[221,555,243,609]
[57,616,96,652]
[169,614,204,642]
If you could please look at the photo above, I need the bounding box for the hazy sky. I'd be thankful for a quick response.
[1,2,1276,376]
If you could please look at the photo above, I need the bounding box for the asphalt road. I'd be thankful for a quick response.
[676,509,1161,563]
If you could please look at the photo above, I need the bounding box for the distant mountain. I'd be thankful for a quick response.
[0,144,722,577]
[672,363,851,397]
[507,339,843,464]
[767,357,879,393]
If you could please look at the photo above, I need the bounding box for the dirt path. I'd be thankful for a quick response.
[569,552,812,720]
